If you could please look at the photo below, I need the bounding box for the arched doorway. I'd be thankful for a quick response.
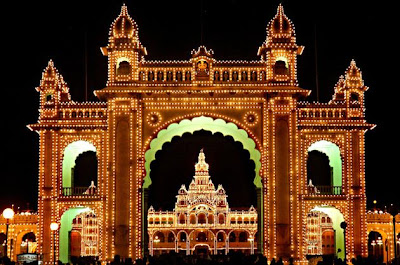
[19,232,37,254]
[306,206,345,260]
[194,244,210,256]
[368,231,384,261]
[143,116,263,254]
[62,141,98,195]
[59,207,98,263]
[307,140,342,193]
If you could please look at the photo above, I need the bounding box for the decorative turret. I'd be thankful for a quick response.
[257,4,304,86]
[101,4,147,85]
[191,46,215,82]
[331,60,368,117]
[35,60,71,119]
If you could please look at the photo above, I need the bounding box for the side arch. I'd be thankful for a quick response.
[62,140,97,189]
[308,140,342,187]
[59,207,93,263]
[143,116,262,189]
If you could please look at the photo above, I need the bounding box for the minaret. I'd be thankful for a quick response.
[101,4,147,86]
[331,60,368,117]
[35,60,71,120]
[257,4,304,86]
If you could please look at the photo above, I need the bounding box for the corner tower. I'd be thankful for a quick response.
[258,4,304,86]
[101,4,147,86]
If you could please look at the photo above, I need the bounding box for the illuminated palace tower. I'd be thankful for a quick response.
[147,149,257,256]
[28,3,386,264]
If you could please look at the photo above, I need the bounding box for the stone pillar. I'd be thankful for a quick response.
[114,116,130,258]
[39,130,54,263]
[110,98,139,259]
[275,116,291,258]
[270,96,297,259]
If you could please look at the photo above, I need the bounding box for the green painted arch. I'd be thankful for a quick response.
[62,140,97,188]
[143,116,262,189]
[311,206,345,260]
[308,140,342,188]
[59,207,92,263]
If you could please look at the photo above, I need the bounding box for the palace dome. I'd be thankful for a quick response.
[110,4,138,39]
[266,4,296,42]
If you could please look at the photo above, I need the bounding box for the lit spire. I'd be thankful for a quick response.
[195,149,209,174]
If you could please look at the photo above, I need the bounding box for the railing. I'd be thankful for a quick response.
[307,185,343,195]
[62,187,97,196]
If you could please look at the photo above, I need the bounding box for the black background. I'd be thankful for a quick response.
[0,0,397,211]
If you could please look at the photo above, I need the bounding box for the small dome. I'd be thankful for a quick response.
[266,4,295,42]
[110,4,138,39]
[178,185,188,194]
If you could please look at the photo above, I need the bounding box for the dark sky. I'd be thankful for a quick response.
[0,0,397,211]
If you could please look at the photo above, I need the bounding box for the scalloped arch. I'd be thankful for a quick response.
[143,116,262,188]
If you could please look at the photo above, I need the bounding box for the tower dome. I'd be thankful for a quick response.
[266,4,296,44]
[109,4,138,40]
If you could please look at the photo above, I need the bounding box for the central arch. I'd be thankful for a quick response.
[142,115,263,254]
[143,116,262,188]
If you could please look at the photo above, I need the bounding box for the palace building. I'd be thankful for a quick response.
[7,3,397,264]
[147,149,257,256]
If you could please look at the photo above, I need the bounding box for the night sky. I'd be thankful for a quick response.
[1,0,398,211]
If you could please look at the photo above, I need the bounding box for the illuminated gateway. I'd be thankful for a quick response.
[147,149,257,255]
[15,3,399,265]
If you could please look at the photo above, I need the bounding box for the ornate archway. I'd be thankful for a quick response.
[143,116,262,188]
[142,115,264,255]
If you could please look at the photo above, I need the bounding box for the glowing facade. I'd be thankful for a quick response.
[147,150,257,255]
[25,3,400,264]
[0,212,38,261]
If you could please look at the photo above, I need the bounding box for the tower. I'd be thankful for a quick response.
[101,4,147,85]
[257,4,304,85]
[36,60,71,119]
[331,60,368,118]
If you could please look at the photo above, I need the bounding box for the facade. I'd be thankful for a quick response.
[0,211,38,261]
[147,149,257,256]
[21,3,400,264]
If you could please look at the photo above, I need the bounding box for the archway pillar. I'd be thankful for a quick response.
[108,98,141,260]
[268,95,298,259]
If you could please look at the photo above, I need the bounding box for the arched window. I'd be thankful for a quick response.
[308,140,342,191]
[197,232,207,242]
[198,213,206,224]
[179,232,187,242]
[274,60,288,75]
[176,71,182,81]
[232,71,238,81]
[241,71,248,81]
[167,232,174,242]
[229,232,236,242]
[155,231,165,243]
[167,71,173,81]
[185,71,191,81]
[239,231,248,242]
[218,214,225,224]
[116,60,131,75]
[214,71,220,81]
[251,71,257,81]
[179,214,186,224]
[62,141,97,195]
[148,71,154,81]
[157,71,164,81]
[223,71,229,81]
[190,214,196,224]
[217,233,224,242]
[208,214,214,224]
